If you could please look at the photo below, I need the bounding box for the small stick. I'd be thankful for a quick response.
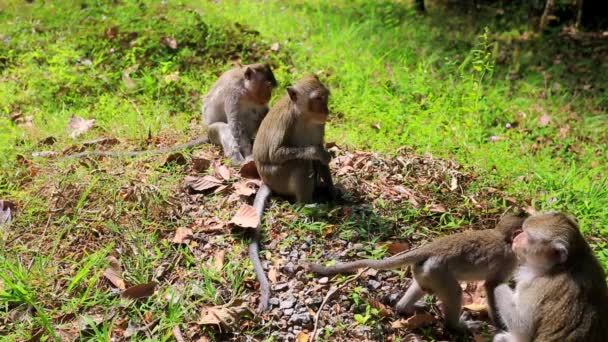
[310,268,368,342]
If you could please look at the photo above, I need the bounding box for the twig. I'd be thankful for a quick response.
[310,268,368,342]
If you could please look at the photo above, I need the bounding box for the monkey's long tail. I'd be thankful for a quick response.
[58,136,209,159]
[307,249,426,276]
[249,183,272,312]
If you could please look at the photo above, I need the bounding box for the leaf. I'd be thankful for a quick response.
[385,242,410,255]
[368,297,394,318]
[198,301,251,327]
[268,266,278,283]
[391,313,436,329]
[233,180,257,197]
[192,156,212,173]
[0,200,15,227]
[296,332,309,342]
[270,42,280,52]
[463,303,487,312]
[371,123,381,131]
[160,36,178,49]
[185,175,223,192]
[82,137,119,148]
[67,115,95,138]
[537,114,551,127]
[103,256,126,290]
[164,152,188,167]
[122,282,157,299]
[212,250,225,271]
[429,203,447,213]
[105,26,119,39]
[214,162,231,181]
[239,160,260,179]
[122,65,138,89]
[228,204,259,229]
[172,227,193,244]
[38,136,57,146]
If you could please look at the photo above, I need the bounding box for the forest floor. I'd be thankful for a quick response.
[1,1,607,341]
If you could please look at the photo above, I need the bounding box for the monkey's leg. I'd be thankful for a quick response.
[395,278,426,315]
[312,161,338,202]
[207,122,244,163]
[426,267,463,330]
[289,162,315,203]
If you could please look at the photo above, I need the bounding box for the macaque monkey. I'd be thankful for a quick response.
[493,212,608,342]
[203,63,277,164]
[249,75,337,312]
[253,74,336,203]
[308,214,527,330]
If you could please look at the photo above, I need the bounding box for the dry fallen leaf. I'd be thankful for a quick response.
[228,204,259,229]
[82,137,119,148]
[368,297,394,318]
[296,332,309,342]
[192,156,212,173]
[268,266,278,283]
[385,242,411,255]
[239,160,260,179]
[391,313,436,329]
[270,42,280,51]
[371,123,381,131]
[429,203,447,213]
[122,282,157,299]
[122,65,139,89]
[105,26,118,39]
[214,162,231,181]
[463,303,487,312]
[185,175,224,192]
[172,227,193,244]
[213,250,225,271]
[233,180,258,197]
[67,115,95,138]
[538,114,551,127]
[198,301,251,328]
[160,36,178,49]
[103,256,126,290]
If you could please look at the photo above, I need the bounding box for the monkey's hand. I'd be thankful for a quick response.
[316,146,332,165]
[230,150,245,164]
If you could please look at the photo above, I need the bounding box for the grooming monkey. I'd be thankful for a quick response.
[249,75,337,311]
[493,212,608,342]
[203,63,277,164]
[60,63,276,161]
[308,213,527,330]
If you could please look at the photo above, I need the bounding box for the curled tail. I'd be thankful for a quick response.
[307,249,426,276]
[249,183,272,312]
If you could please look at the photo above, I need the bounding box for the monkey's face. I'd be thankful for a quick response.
[306,90,330,124]
[244,65,277,105]
[514,225,569,270]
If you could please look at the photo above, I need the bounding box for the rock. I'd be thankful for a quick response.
[278,319,288,329]
[269,297,280,306]
[368,279,382,289]
[388,292,401,305]
[274,283,289,291]
[283,308,294,316]
[284,262,296,274]
[280,296,296,309]
[289,313,312,326]
[318,277,329,285]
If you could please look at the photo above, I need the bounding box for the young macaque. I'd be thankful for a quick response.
[249,75,336,312]
[203,63,277,164]
[252,74,336,203]
[308,214,527,331]
[493,212,608,342]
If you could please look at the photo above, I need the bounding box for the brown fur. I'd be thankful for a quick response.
[253,75,335,203]
[308,214,527,330]
[203,63,277,164]
[494,212,608,342]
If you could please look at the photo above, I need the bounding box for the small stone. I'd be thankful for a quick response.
[284,262,296,274]
[283,308,294,316]
[269,297,280,306]
[318,277,329,284]
[368,279,381,289]
[289,313,312,326]
[300,243,308,250]
[278,319,288,328]
[280,296,296,309]
[388,293,401,304]
[274,283,289,291]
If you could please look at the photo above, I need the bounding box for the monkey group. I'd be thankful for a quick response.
[71,61,608,340]
[200,63,608,341]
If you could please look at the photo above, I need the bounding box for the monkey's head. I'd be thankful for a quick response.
[244,63,278,105]
[514,212,584,272]
[286,75,330,124]
[496,212,527,243]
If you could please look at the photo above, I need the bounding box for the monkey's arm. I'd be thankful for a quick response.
[494,283,535,337]
[271,145,331,164]
[225,98,249,159]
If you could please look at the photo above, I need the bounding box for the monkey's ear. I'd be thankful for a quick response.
[244,67,253,80]
[551,241,568,263]
[286,86,297,102]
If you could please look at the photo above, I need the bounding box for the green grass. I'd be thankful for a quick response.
[1,0,607,340]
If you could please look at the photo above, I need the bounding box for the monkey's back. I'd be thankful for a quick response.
[532,257,608,341]
[202,68,245,125]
